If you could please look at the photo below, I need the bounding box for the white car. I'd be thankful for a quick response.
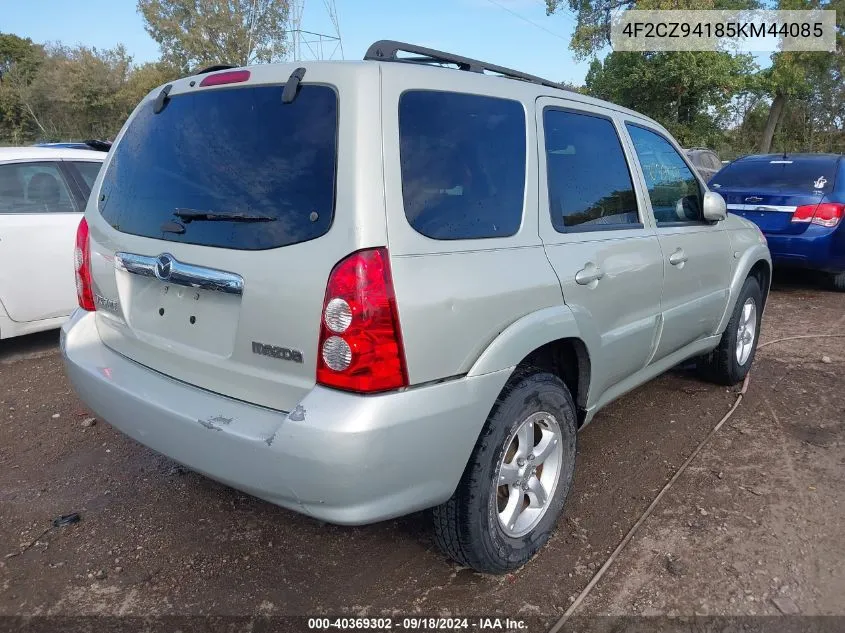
[0,146,105,339]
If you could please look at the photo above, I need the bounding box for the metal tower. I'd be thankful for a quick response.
[288,0,344,61]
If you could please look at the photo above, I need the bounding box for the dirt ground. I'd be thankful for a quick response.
[0,271,843,630]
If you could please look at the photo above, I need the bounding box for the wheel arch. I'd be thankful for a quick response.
[467,305,592,425]
[716,243,772,334]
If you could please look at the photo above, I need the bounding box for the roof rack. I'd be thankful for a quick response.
[364,40,569,92]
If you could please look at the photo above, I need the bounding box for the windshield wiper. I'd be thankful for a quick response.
[173,208,276,223]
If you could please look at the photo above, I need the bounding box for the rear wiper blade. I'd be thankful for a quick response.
[173,208,276,223]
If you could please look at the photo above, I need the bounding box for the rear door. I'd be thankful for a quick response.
[0,160,82,322]
[624,123,732,360]
[536,99,664,401]
[711,157,838,235]
[86,64,384,412]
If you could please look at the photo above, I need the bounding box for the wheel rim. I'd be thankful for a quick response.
[493,411,564,538]
[735,298,757,366]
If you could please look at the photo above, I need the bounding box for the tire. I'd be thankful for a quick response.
[432,369,577,574]
[832,272,845,292]
[698,276,763,386]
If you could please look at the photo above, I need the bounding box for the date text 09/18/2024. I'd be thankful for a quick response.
[307,617,530,631]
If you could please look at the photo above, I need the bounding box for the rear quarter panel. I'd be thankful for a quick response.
[379,65,564,384]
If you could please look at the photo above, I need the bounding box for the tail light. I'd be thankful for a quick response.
[810,203,845,228]
[74,217,95,311]
[316,248,408,393]
[791,202,845,227]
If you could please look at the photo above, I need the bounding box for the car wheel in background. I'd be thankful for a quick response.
[831,272,845,292]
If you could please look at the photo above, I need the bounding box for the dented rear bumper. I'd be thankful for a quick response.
[61,309,510,525]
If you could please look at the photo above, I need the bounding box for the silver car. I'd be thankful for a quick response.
[62,41,771,573]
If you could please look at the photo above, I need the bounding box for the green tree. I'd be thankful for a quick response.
[585,51,755,147]
[137,0,290,73]
[755,0,844,152]
[0,33,44,144]
[545,0,758,59]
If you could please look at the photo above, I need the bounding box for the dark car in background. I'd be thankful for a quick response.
[685,148,723,181]
[710,153,845,290]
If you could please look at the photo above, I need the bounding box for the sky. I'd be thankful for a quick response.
[3,0,593,84]
[3,0,771,84]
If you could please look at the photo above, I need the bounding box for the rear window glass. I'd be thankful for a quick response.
[399,90,526,240]
[99,84,338,250]
[0,162,77,214]
[71,161,103,191]
[711,158,837,193]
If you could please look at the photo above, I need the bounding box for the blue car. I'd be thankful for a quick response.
[33,140,111,152]
[710,153,845,290]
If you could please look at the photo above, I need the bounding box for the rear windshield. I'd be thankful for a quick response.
[98,84,338,250]
[711,158,837,193]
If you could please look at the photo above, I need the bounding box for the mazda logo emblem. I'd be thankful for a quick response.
[155,253,174,280]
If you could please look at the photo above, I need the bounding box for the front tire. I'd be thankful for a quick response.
[832,272,845,292]
[698,276,763,385]
[432,370,577,574]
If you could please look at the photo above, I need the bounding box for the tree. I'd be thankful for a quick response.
[545,0,759,59]
[0,33,44,143]
[137,0,290,73]
[755,0,844,152]
[585,51,755,147]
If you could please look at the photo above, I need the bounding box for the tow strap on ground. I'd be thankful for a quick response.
[549,333,845,633]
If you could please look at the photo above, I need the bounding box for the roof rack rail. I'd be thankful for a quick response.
[364,40,569,92]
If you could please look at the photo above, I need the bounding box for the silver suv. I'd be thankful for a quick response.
[62,41,771,573]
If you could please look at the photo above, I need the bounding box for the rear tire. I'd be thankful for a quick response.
[832,272,845,292]
[698,276,763,386]
[432,369,577,574]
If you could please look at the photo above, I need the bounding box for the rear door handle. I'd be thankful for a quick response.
[575,262,605,285]
[669,248,688,266]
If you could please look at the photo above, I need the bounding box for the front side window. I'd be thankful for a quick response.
[399,90,526,240]
[627,125,704,225]
[544,109,639,231]
[0,162,77,214]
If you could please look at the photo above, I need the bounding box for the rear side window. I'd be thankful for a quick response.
[399,91,526,240]
[711,158,837,193]
[544,109,639,231]
[70,161,103,192]
[99,84,338,250]
[0,162,78,214]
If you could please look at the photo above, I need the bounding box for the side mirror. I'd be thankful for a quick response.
[703,190,727,222]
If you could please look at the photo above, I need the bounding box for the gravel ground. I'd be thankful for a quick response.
[0,272,842,631]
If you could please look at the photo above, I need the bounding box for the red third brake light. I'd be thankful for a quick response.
[316,248,408,394]
[74,217,95,311]
[791,202,845,227]
[199,70,250,87]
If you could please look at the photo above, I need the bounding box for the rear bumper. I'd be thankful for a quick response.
[765,226,845,274]
[61,310,511,525]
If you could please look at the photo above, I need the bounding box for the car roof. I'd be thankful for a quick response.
[0,146,106,161]
[170,58,666,134]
